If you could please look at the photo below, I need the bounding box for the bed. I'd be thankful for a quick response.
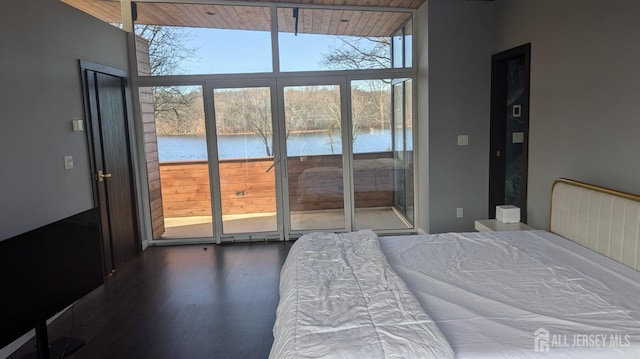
[270,178,640,358]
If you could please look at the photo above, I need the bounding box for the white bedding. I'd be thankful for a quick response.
[270,230,455,359]
[379,230,640,358]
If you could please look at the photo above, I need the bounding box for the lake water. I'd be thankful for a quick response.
[158,129,412,161]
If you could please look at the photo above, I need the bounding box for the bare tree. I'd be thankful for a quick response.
[136,25,201,135]
[226,88,274,156]
[153,88,204,136]
[135,25,197,75]
[321,38,393,148]
[321,37,391,70]
[351,81,391,138]
[244,89,272,156]
[213,88,290,157]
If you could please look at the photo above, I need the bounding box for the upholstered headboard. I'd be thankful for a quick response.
[550,178,640,271]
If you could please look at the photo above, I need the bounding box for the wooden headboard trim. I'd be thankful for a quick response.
[550,178,640,271]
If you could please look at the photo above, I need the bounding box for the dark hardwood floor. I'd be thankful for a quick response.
[10,241,292,359]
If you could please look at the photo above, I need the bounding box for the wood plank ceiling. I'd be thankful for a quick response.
[62,0,421,36]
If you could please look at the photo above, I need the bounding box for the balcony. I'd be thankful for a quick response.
[156,151,412,239]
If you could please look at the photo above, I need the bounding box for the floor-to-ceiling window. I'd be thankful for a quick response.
[351,78,413,230]
[391,78,414,224]
[138,85,213,239]
[283,83,346,231]
[212,85,279,235]
[126,1,417,242]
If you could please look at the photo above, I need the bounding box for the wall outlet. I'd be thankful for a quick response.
[456,207,463,218]
[457,135,469,146]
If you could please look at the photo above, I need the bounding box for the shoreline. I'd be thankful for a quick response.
[157,128,399,137]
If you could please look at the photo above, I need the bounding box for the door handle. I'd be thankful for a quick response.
[266,158,280,173]
[97,170,112,182]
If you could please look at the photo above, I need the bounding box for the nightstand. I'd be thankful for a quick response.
[474,219,534,232]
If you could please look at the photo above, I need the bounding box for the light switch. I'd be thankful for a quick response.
[64,155,74,170]
[457,135,469,146]
[512,132,524,144]
[512,105,522,118]
[72,119,84,132]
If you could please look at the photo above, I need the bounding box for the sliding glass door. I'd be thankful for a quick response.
[351,79,414,230]
[206,78,413,239]
[212,85,279,236]
[351,79,393,230]
[281,82,347,232]
[140,78,413,242]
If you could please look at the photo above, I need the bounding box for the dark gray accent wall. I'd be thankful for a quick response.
[495,0,640,229]
[0,0,129,240]
[427,0,497,233]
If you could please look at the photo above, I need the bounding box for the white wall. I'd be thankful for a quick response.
[496,0,640,229]
[427,0,497,233]
[0,0,129,240]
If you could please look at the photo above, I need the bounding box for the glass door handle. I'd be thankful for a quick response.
[266,158,280,173]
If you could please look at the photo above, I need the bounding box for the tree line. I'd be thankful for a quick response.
[153,85,392,156]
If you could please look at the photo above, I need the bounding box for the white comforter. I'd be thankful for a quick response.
[379,231,640,358]
[270,230,454,359]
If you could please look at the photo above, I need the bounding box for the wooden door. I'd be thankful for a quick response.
[489,44,531,221]
[81,61,139,275]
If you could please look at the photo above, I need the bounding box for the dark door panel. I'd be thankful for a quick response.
[95,73,138,269]
[489,44,531,222]
[81,62,139,276]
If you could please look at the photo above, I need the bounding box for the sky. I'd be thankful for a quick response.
[182,27,343,74]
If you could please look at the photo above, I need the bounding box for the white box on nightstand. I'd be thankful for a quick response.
[496,205,520,223]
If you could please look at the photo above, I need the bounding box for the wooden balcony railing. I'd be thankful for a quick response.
[159,152,397,218]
